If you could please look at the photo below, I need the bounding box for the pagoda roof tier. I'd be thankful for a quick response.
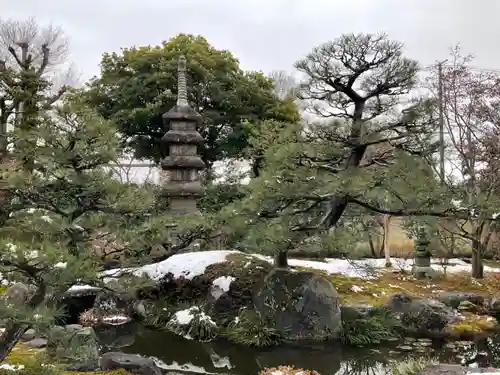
[161,155,206,170]
[162,130,204,145]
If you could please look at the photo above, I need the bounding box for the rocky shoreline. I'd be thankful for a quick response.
[3,252,500,374]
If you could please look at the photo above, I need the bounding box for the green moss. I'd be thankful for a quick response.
[0,344,133,375]
[5,344,45,365]
[445,313,498,334]
[0,285,8,296]
[65,370,134,375]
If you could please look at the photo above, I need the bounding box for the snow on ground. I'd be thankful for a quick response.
[67,250,500,292]
[132,250,237,280]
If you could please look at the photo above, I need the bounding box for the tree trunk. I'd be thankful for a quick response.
[274,250,289,268]
[367,233,377,257]
[471,223,487,279]
[0,283,46,362]
[383,214,392,267]
[471,242,484,279]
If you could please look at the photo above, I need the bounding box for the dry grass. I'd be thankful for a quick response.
[298,268,500,307]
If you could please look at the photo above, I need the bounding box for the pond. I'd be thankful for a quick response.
[95,324,500,375]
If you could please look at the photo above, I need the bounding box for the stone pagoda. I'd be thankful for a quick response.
[161,56,205,215]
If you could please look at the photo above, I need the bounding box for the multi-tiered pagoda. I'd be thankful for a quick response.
[161,56,205,215]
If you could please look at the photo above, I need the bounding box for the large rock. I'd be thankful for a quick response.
[99,352,162,375]
[58,287,142,326]
[488,297,500,320]
[253,268,342,341]
[58,287,100,324]
[3,283,35,304]
[47,325,99,362]
[143,253,273,325]
[385,293,457,332]
[438,292,484,309]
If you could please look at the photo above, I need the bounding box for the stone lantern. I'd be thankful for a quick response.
[412,226,434,279]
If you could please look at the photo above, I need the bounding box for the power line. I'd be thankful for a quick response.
[422,63,500,74]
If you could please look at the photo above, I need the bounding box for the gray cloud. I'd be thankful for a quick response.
[4,0,500,80]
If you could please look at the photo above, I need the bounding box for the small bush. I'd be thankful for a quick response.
[166,306,218,342]
[142,300,173,329]
[391,357,438,375]
[341,307,402,347]
[225,309,284,348]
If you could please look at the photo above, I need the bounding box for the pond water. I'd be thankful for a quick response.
[95,324,500,375]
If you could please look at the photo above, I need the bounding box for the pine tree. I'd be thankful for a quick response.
[217,34,487,266]
[0,93,216,361]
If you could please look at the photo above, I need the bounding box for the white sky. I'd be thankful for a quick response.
[4,0,500,183]
[5,0,500,79]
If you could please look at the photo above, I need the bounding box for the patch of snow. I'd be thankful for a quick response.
[0,364,25,371]
[212,276,235,292]
[171,306,217,328]
[350,285,363,293]
[133,250,237,280]
[67,284,101,292]
[173,307,197,325]
[102,315,132,325]
[40,215,52,223]
[210,276,235,300]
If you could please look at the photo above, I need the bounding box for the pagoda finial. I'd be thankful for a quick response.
[176,55,189,108]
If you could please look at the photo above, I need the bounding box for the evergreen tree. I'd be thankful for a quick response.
[0,92,216,361]
[217,33,493,266]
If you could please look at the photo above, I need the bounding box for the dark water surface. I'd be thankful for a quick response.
[96,324,500,375]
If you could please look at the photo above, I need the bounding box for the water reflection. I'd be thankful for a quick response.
[97,325,500,375]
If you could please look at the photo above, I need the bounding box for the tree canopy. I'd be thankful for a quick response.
[84,34,300,169]
[218,33,490,265]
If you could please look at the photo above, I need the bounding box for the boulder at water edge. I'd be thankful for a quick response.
[384,293,457,332]
[99,352,162,375]
[253,268,342,341]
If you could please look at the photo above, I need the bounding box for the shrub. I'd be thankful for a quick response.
[142,300,173,329]
[225,309,284,348]
[166,306,218,342]
[341,307,402,347]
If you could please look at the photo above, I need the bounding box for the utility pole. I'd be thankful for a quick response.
[438,60,446,183]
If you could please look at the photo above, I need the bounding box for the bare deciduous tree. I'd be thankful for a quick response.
[0,17,77,155]
[0,17,68,73]
[269,70,299,100]
[427,45,500,278]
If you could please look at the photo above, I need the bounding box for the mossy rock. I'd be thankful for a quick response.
[253,268,342,341]
[444,313,498,335]
[143,253,273,325]
[4,343,45,365]
[0,343,133,375]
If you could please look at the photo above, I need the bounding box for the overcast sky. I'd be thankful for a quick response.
[4,0,500,183]
[4,0,500,80]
